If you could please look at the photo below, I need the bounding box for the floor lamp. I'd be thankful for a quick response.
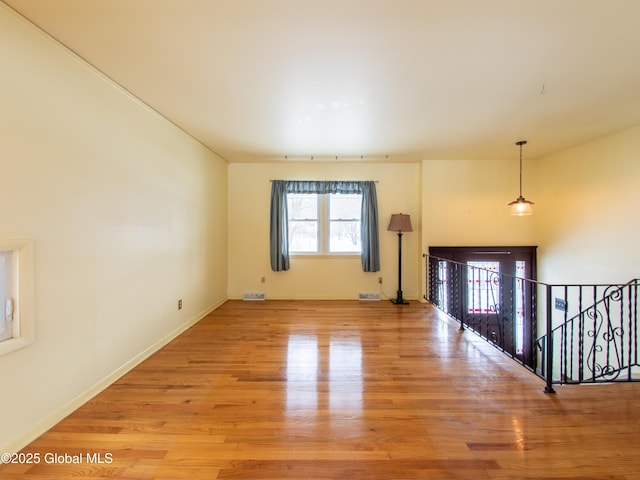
[388,213,412,305]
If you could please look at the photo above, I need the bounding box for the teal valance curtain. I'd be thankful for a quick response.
[269,180,380,272]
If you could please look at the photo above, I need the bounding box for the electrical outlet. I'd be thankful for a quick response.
[178,299,183,310]
[261,276,266,284]
[378,277,383,284]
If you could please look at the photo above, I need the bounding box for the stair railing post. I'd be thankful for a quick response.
[545,284,556,394]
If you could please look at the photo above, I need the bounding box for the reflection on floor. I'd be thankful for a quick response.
[1,300,639,479]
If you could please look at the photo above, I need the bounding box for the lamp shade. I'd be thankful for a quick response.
[388,213,413,232]
[508,196,534,216]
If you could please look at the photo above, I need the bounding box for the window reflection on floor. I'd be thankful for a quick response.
[286,334,363,418]
[329,338,362,412]
[286,335,318,412]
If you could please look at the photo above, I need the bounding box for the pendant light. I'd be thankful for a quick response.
[508,140,534,216]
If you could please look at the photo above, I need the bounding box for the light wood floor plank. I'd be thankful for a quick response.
[2,300,639,479]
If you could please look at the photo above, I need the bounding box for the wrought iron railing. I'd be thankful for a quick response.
[538,279,640,391]
[425,254,640,393]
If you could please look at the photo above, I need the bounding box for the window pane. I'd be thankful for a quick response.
[329,194,361,253]
[329,194,360,220]
[0,251,14,343]
[289,221,318,252]
[515,260,526,354]
[288,194,319,253]
[467,261,500,314]
[288,194,318,220]
[330,220,361,252]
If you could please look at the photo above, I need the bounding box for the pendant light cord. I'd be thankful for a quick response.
[516,140,527,198]
[519,143,523,197]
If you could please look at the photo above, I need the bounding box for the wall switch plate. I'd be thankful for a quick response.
[555,298,567,311]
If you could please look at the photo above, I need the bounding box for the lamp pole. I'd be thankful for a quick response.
[392,229,409,304]
[388,213,412,305]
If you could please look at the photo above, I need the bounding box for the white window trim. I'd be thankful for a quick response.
[0,239,34,357]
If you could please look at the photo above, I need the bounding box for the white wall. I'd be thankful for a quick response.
[420,127,640,288]
[421,158,537,294]
[422,158,536,246]
[228,162,421,300]
[3,0,639,455]
[0,5,228,451]
[534,125,640,284]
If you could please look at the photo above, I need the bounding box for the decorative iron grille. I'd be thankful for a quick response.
[425,254,640,393]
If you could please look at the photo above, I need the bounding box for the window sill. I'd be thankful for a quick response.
[0,336,34,357]
[290,254,361,260]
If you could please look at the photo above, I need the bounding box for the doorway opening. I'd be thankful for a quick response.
[428,246,537,369]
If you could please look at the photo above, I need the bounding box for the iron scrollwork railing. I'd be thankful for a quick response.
[425,254,640,393]
[539,280,640,389]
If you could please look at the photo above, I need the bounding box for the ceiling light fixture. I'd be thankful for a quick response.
[508,140,534,216]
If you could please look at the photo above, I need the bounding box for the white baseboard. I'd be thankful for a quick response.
[1,297,228,454]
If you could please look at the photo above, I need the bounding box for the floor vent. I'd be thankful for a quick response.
[243,292,266,301]
[358,292,381,301]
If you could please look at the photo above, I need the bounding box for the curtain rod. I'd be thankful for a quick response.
[269,179,378,183]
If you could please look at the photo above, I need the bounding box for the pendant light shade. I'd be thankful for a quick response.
[508,196,534,216]
[509,140,534,216]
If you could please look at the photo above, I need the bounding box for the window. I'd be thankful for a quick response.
[0,250,16,343]
[467,261,500,314]
[287,194,319,253]
[287,193,362,254]
[0,239,34,357]
[328,194,361,253]
[270,180,379,272]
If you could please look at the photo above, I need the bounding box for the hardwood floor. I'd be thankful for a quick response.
[2,300,639,479]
